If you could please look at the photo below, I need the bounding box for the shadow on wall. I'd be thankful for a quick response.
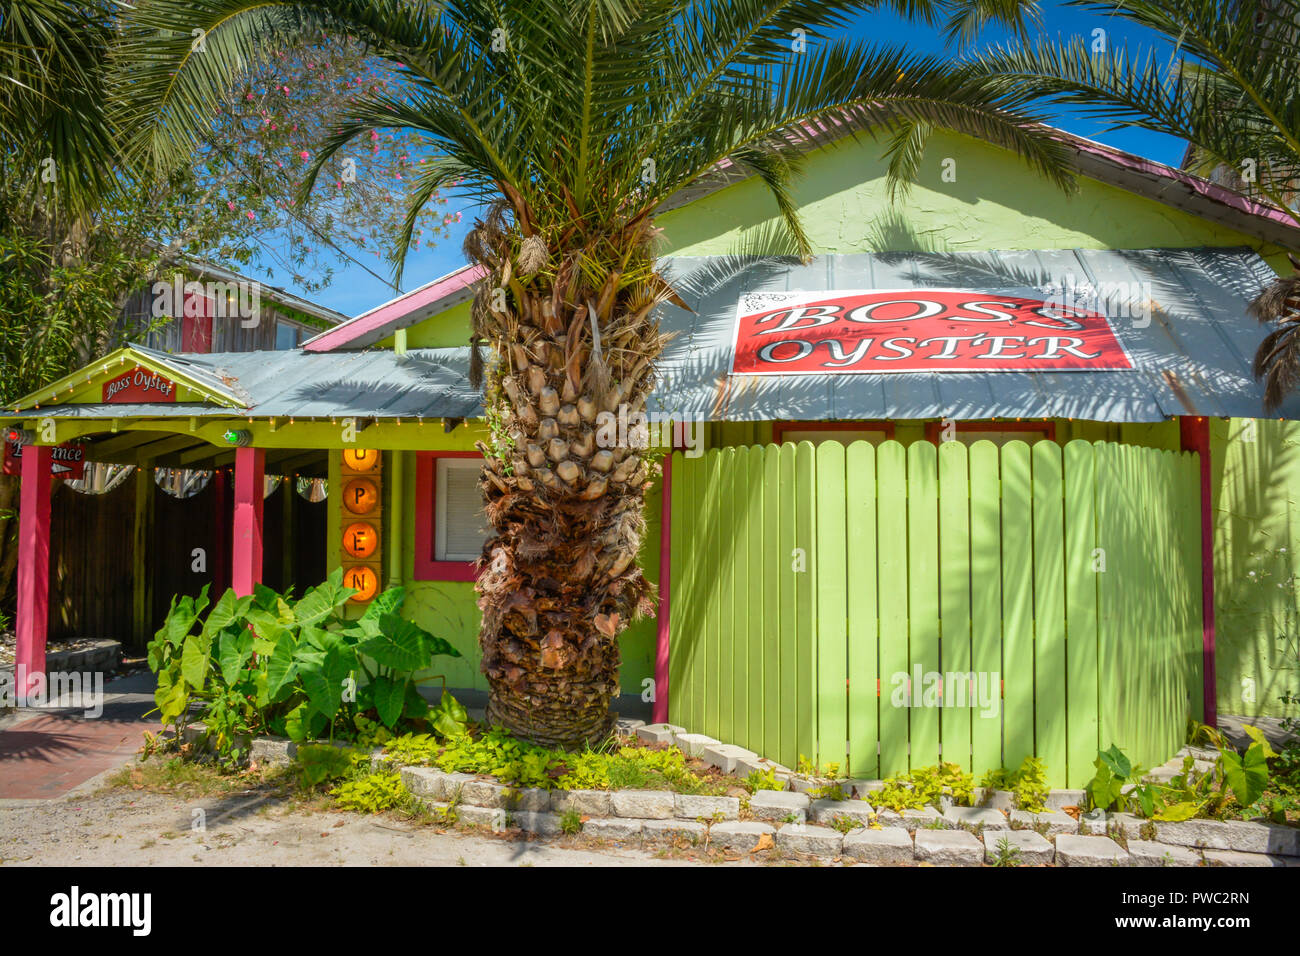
[1213,418,1300,719]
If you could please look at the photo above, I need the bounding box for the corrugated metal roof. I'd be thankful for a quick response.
[10,347,480,420]
[10,246,1293,426]
[648,247,1299,423]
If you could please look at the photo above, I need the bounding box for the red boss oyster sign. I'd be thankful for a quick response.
[731,289,1133,375]
[102,366,178,403]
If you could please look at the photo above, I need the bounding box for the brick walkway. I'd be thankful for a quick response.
[0,672,155,801]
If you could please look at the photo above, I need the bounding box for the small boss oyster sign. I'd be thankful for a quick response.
[102,366,178,403]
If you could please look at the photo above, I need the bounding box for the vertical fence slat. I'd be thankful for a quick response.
[744,446,765,755]
[777,443,799,768]
[1001,440,1035,771]
[763,444,782,762]
[668,451,686,728]
[1095,442,1121,752]
[815,441,848,770]
[907,441,941,769]
[794,441,818,770]
[730,447,750,750]
[969,440,1003,778]
[715,448,737,747]
[846,441,879,779]
[1032,441,1068,787]
[938,440,972,772]
[877,440,909,777]
[1063,440,1099,788]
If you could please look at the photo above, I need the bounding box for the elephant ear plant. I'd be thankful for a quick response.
[147,569,460,762]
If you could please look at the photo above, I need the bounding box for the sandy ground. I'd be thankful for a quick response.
[0,766,754,867]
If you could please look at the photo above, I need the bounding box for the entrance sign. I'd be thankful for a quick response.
[102,366,178,402]
[3,440,86,479]
[731,289,1133,375]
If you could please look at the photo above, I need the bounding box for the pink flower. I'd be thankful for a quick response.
[369,130,379,141]
[227,200,235,211]
[299,151,309,161]
[246,210,256,220]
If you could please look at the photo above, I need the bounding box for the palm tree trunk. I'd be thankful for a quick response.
[474,289,657,749]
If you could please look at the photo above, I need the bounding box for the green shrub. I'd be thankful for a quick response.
[146,572,460,759]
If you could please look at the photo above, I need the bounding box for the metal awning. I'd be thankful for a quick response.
[648,247,1297,422]
[7,246,1292,429]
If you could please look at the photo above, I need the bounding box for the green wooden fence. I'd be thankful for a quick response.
[667,439,1203,788]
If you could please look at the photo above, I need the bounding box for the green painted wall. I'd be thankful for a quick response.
[1212,418,1300,718]
[659,129,1286,266]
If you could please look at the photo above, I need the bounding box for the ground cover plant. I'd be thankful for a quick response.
[980,756,1050,812]
[147,571,460,763]
[867,762,975,811]
[383,727,745,796]
[1085,726,1300,824]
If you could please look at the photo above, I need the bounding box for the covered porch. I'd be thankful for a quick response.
[2,343,479,699]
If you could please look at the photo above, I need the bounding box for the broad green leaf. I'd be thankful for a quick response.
[1099,744,1131,780]
[1152,801,1202,822]
[1241,724,1277,760]
[1222,745,1269,808]
[424,634,462,659]
[251,583,279,611]
[156,679,189,724]
[300,645,351,720]
[202,588,253,640]
[294,568,354,627]
[358,614,429,671]
[406,681,432,721]
[266,633,299,700]
[217,630,254,685]
[371,676,406,728]
[246,608,290,645]
[284,702,311,742]
[180,631,213,688]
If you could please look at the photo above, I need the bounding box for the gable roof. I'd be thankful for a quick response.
[306,125,1300,355]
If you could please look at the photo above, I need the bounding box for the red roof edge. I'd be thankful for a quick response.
[302,263,486,352]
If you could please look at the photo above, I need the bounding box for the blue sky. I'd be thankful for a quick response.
[280,1,1186,318]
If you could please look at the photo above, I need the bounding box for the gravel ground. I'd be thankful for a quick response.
[0,769,741,867]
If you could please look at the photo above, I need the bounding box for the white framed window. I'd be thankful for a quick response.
[435,457,488,561]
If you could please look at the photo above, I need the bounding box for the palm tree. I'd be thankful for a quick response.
[1,1,120,216]
[950,0,1300,409]
[117,0,1073,748]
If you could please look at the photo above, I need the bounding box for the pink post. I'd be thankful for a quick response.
[653,452,673,724]
[232,447,265,597]
[15,444,52,700]
[1180,416,1217,728]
